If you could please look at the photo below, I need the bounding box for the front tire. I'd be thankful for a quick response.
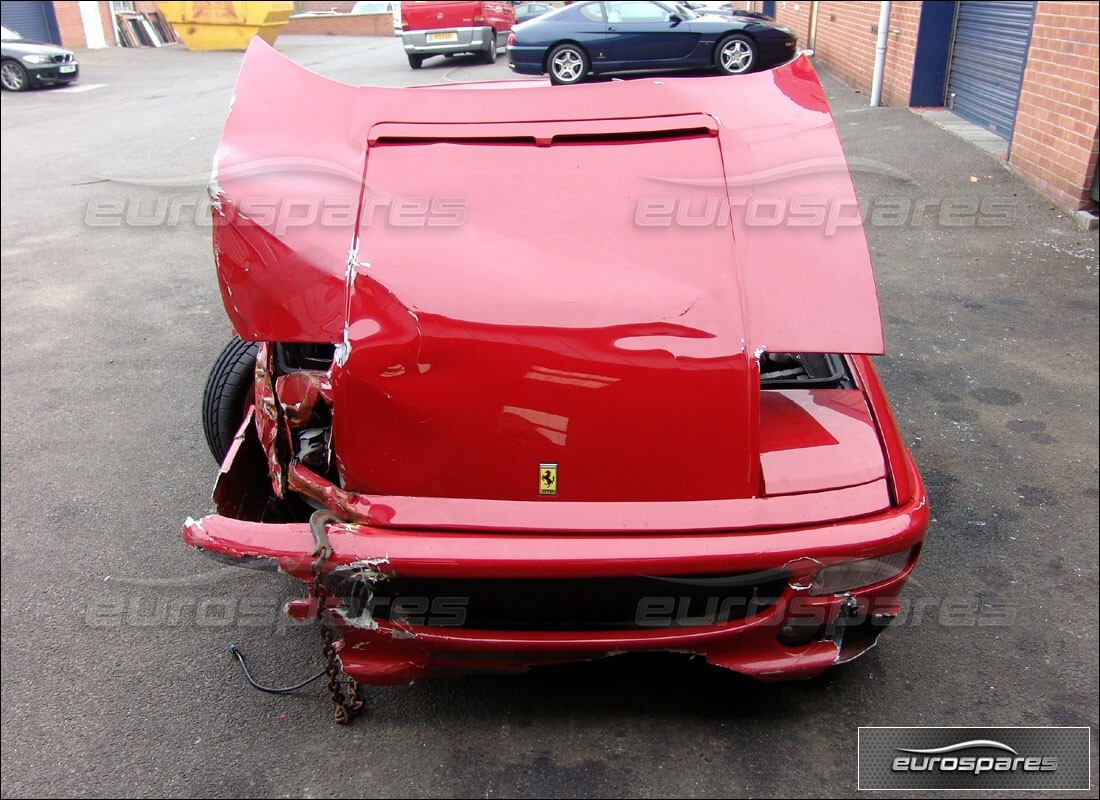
[202,337,258,463]
[407,52,424,69]
[715,33,757,75]
[547,43,589,85]
[0,60,29,92]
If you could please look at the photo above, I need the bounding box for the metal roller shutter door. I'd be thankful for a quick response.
[946,1,1036,140]
[1,1,57,44]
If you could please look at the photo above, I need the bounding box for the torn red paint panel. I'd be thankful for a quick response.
[274,371,327,427]
[252,343,285,498]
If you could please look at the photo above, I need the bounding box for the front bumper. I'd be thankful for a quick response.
[28,63,79,87]
[183,487,927,685]
[402,26,491,55]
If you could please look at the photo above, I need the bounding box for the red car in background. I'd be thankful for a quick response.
[186,41,927,717]
[400,0,515,68]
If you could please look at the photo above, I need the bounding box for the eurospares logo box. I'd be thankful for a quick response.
[858,727,1090,791]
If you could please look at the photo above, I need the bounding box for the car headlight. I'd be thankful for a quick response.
[809,547,915,596]
[22,54,51,64]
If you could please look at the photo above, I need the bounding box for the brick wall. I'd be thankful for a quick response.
[1009,1,1100,209]
[297,1,359,12]
[774,1,812,45]
[56,2,132,48]
[98,1,116,46]
[723,1,764,12]
[774,1,921,107]
[54,1,87,49]
[282,11,395,36]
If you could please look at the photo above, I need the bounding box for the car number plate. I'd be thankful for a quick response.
[59,64,76,73]
[427,32,457,43]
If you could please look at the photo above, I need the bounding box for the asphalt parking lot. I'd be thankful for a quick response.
[2,34,1097,798]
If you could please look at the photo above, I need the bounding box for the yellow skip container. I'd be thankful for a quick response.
[157,2,293,51]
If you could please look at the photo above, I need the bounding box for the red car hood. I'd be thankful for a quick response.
[211,42,883,502]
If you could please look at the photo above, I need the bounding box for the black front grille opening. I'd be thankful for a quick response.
[332,571,789,632]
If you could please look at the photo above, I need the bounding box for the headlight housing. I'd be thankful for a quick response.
[809,547,915,596]
[22,54,51,64]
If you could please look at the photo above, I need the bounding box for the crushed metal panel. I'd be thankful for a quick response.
[210,44,372,343]
[214,41,882,352]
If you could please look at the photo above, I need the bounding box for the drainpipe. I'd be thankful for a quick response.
[869,1,892,107]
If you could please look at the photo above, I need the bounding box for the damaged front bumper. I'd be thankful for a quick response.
[184,418,927,685]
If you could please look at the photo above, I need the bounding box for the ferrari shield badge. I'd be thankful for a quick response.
[539,463,558,496]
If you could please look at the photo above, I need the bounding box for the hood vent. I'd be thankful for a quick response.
[368,114,718,147]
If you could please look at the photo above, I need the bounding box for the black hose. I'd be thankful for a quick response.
[229,643,325,694]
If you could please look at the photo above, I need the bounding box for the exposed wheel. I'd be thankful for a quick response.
[407,52,424,69]
[547,42,589,85]
[715,33,757,75]
[482,31,498,63]
[202,337,259,463]
[1,60,29,91]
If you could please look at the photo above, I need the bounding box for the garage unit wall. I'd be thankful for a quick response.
[53,1,87,49]
[770,1,812,45]
[16,1,116,49]
[945,1,1036,138]
[1011,1,1100,210]
[766,1,1098,212]
[1,1,60,44]
[96,1,116,46]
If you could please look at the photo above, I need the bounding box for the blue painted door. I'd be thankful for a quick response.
[604,0,699,64]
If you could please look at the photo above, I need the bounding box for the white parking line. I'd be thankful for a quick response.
[53,83,107,93]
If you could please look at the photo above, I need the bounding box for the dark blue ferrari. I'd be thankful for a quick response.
[508,0,798,85]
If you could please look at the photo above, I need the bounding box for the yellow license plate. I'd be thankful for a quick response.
[427,32,458,43]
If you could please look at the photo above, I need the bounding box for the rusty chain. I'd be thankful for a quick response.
[310,510,364,725]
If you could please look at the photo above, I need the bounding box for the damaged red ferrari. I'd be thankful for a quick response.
[184,41,927,703]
